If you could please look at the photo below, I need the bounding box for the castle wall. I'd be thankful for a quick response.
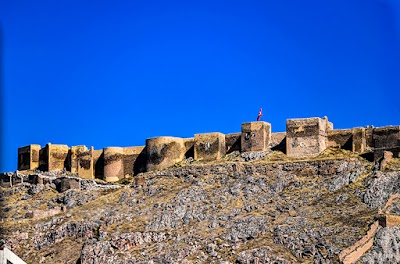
[39,147,48,171]
[225,133,241,153]
[103,147,124,182]
[146,137,186,171]
[270,132,286,152]
[365,127,374,151]
[18,144,40,171]
[241,122,271,152]
[352,128,366,153]
[47,144,69,172]
[70,146,88,173]
[77,148,94,179]
[194,132,226,161]
[93,149,104,179]
[183,138,195,159]
[373,126,400,160]
[286,118,329,157]
[123,146,145,178]
[327,129,352,150]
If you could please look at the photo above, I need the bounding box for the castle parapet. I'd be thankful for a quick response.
[241,121,271,152]
[194,132,226,161]
[146,137,186,171]
[286,117,330,157]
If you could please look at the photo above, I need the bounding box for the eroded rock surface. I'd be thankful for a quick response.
[1,155,400,263]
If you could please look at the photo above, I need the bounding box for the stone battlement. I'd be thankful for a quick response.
[17,117,400,182]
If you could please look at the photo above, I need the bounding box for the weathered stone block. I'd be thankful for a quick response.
[48,144,69,172]
[18,144,41,171]
[104,147,124,182]
[241,122,271,152]
[286,117,329,157]
[146,137,185,171]
[352,128,366,153]
[54,177,80,193]
[194,132,226,161]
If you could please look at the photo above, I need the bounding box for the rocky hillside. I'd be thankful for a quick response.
[1,149,400,263]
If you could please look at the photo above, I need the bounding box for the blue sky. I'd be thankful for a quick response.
[1,0,399,172]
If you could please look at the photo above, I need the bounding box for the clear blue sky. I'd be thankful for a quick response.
[1,0,399,172]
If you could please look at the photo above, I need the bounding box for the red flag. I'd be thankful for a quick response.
[257,108,262,121]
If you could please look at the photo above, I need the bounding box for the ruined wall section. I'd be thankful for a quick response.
[270,132,286,152]
[183,138,194,159]
[225,133,241,153]
[327,129,352,150]
[373,126,400,160]
[18,144,40,171]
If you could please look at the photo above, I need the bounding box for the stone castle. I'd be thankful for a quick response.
[17,117,400,182]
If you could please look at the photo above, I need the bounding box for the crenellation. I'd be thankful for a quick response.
[17,116,400,182]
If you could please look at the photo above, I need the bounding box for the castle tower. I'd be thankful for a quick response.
[47,143,69,172]
[194,132,226,161]
[241,122,271,152]
[146,137,186,171]
[103,147,124,182]
[77,146,94,179]
[286,117,331,157]
[17,144,41,171]
[70,145,88,173]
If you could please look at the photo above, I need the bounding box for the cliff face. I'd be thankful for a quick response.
[1,150,400,263]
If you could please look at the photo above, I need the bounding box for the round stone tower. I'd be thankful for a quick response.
[103,147,124,182]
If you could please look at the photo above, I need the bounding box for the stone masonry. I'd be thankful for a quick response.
[17,117,400,182]
[286,117,330,157]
